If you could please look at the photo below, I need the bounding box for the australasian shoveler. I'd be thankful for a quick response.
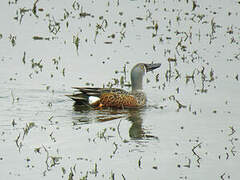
[66,63,161,108]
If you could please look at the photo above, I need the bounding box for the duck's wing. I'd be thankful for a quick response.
[72,87,128,97]
[66,92,90,105]
[66,87,128,106]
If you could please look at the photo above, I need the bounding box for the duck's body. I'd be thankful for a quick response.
[67,87,146,108]
[67,63,161,108]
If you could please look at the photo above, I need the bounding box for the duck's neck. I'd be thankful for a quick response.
[131,76,143,92]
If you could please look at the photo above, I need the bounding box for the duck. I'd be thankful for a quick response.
[66,63,161,108]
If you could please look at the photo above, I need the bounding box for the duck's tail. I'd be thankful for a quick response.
[66,93,100,106]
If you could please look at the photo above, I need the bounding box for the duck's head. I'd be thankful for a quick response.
[131,63,161,91]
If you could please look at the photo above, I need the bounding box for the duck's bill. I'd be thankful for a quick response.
[144,63,161,72]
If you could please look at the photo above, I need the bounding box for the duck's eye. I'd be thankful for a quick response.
[140,65,145,70]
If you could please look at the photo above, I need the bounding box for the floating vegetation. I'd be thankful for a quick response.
[73,34,80,54]
[79,6,93,18]
[22,51,26,64]
[31,58,43,73]
[13,7,30,23]
[175,99,187,111]
[185,70,196,84]
[72,1,80,11]
[104,41,112,44]
[15,133,22,152]
[1,1,240,180]
[32,36,51,40]
[192,142,202,167]
[23,122,36,139]
[9,34,16,47]
[48,17,60,35]
[62,68,65,77]
[12,119,17,127]
[94,19,108,43]
[52,57,60,68]
[10,90,15,103]
[8,0,18,5]
[136,17,144,21]
[32,0,39,18]
[34,147,41,153]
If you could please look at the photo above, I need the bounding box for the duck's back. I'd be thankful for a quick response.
[100,91,146,108]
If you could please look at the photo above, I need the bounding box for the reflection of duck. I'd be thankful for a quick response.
[128,109,145,139]
[67,63,161,108]
[128,109,159,140]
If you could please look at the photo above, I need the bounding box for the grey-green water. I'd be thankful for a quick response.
[0,0,240,179]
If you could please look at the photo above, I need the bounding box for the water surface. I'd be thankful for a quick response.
[0,0,240,179]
